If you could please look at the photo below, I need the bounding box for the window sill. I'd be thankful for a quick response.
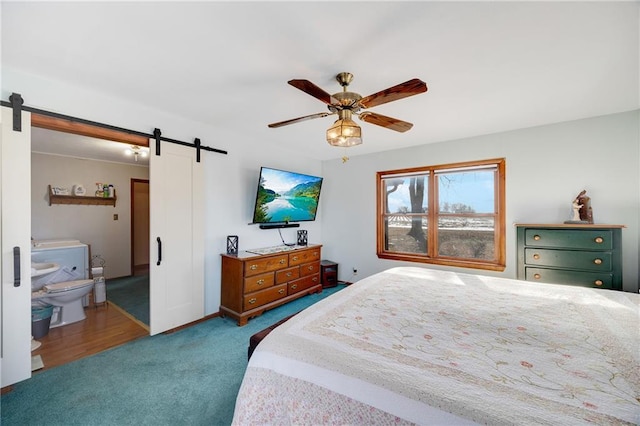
[377,252,506,272]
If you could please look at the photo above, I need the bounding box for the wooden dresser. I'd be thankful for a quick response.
[220,244,322,325]
[516,224,623,290]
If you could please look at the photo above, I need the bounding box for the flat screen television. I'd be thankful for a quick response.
[251,167,323,227]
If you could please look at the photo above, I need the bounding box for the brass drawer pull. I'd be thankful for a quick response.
[533,273,541,280]
[593,258,603,265]
[291,284,297,290]
[279,259,286,264]
[249,264,258,270]
[286,272,292,277]
[248,298,257,304]
[533,235,541,241]
[594,280,603,286]
[533,254,540,260]
[278,288,285,294]
[256,279,264,286]
[312,277,318,282]
[292,256,299,261]
[594,237,604,244]
[308,265,314,271]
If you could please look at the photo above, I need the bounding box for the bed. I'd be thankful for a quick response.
[232,267,639,425]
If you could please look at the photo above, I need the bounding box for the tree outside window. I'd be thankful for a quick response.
[377,158,505,271]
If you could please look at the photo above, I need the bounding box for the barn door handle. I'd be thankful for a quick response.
[13,246,21,287]
[157,237,162,266]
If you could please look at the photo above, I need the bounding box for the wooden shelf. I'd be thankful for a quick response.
[48,185,117,207]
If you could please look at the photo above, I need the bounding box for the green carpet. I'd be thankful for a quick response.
[106,275,149,326]
[1,284,346,425]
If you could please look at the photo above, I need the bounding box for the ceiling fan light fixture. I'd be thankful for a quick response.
[326,117,362,147]
[125,145,148,162]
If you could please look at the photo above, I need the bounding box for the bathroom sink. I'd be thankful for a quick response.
[31,262,60,277]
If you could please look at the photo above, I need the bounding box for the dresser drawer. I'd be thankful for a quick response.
[289,248,321,266]
[524,248,612,271]
[244,272,275,293]
[524,229,613,250]
[525,267,614,290]
[244,284,287,310]
[275,266,300,284]
[244,254,289,277]
[299,260,320,277]
[288,274,320,295]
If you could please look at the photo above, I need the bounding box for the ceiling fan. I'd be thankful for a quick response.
[268,72,428,147]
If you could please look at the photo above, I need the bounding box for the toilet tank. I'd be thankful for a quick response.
[31,240,89,288]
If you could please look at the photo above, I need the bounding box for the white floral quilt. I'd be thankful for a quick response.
[233,267,640,425]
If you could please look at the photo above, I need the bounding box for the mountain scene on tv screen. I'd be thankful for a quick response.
[253,169,322,223]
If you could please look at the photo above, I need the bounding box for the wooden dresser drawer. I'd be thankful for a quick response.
[525,267,614,290]
[524,229,613,250]
[220,244,323,325]
[244,284,287,310]
[275,266,300,284]
[524,248,612,272]
[244,272,275,293]
[300,260,320,277]
[289,248,321,266]
[288,274,320,295]
[244,254,288,277]
[516,225,623,291]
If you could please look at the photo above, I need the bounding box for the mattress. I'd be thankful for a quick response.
[232,266,640,425]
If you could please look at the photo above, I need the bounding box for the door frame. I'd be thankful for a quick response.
[130,178,150,276]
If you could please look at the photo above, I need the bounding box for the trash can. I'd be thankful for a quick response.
[32,304,54,339]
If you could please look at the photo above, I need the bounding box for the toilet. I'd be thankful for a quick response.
[31,239,92,329]
[32,279,94,327]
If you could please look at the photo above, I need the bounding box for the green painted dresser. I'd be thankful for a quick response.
[516,224,624,291]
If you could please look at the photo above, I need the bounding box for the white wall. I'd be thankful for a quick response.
[321,110,640,293]
[4,69,323,315]
[7,68,638,323]
[31,152,149,279]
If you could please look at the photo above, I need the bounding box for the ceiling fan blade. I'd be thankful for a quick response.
[359,112,413,133]
[268,112,331,128]
[288,80,339,105]
[358,78,427,109]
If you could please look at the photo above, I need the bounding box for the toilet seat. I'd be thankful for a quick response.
[44,279,94,294]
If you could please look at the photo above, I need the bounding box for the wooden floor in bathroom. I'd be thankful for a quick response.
[32,302,149,372]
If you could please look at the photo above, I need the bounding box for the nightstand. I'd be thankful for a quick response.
[320,260,338,288]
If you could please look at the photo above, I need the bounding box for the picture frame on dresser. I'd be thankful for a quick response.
[516,224,624,291]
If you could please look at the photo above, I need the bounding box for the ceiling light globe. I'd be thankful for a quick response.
[326,118,362,147]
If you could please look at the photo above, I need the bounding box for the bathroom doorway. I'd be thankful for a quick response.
[131,179,150,276]
[29,120,151,371]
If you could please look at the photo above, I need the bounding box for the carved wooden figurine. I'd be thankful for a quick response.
[575,190,594,224]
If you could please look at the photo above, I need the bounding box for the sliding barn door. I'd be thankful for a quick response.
[1,106,32,387]
[149,140,204,335]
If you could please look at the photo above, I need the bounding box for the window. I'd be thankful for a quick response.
[377,158,505,271]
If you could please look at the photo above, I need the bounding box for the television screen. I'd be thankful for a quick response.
[252,167,323,224]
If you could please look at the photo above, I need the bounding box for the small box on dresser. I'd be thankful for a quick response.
[516,224,624,291]
[220,244,322,326]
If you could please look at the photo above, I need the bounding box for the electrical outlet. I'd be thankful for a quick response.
[352,267,358,275]
[113,214,119,220]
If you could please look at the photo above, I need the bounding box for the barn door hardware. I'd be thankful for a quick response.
[1,94,228,157]
[13,246,21,287]
[154,128,162,156]
[9,93,23,131]
[156,237,162,266]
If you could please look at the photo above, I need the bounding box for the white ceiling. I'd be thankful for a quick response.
[3,1,639,162]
